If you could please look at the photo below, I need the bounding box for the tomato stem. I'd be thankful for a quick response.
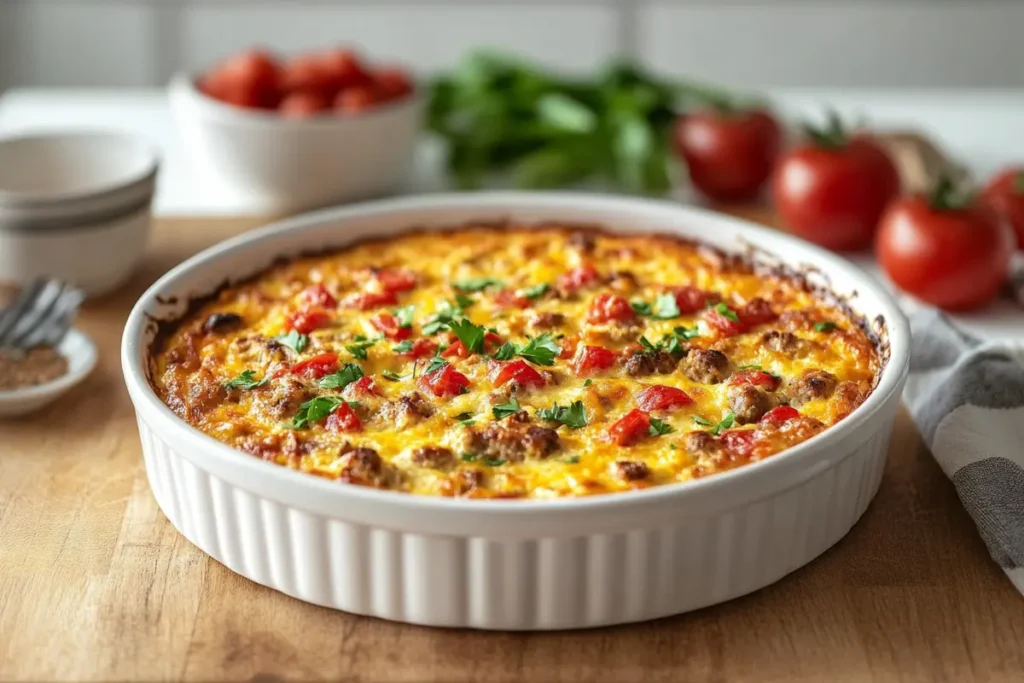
[802,110,848,149]
[929,173,972,211]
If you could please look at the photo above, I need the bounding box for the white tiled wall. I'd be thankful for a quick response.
[3,0,1024,89]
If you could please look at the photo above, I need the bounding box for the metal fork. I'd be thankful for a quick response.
[0,278,84,349]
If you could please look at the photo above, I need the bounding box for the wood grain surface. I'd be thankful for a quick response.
[2,213,1023,683]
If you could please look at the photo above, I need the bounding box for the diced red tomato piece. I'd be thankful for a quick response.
[288,352,339,380]
[559,335,580,359]
[278,90,329,118]
[573,345,618,376]
[370,312,412,341]
[557,263,601,292]
[287,309,331,334]
[374,269,417,293]
[494,289,531,309]
[373,67,413,100]
[421,364,471,397]
[760,405,800,427]
[672,286,720,313]
[738,297,777,327]
[401,338,437,359]
[491,360,546,388]
[607,409,652,446]
[635,385,693,411]
[342,290,398,310]
[721,429,757,457]
[325,402,363,433]
[347,375,379,397]
[703,308,745,337]
[442,331,501,359]
[730,369,780,391]
[301,284,338,309]
[587,293,636,324]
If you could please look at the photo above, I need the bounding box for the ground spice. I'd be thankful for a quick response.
[0,347,69,391]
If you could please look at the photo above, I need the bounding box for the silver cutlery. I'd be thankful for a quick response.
[0,278,84,349]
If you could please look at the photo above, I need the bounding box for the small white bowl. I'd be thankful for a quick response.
[169,73,423,214]
[0,328,98,418]
[0,132,159,297]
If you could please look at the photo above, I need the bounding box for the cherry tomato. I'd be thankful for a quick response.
[721,429,757,458]
[586,293,635,324]
[370,312,411,341]
[635,385,693,412]
[374,269,417,293]
[557,263,600,292]
[278,90,329,118]
[400,338,437,360]
[321,48,371,90]
[325,402,363,433]
[773,116,900,251]
[346,375,379,397]
[730,369,779,391]
[301,284,337,309]
[421,364,471,397]
[287,310,331,334]
[671,286,720,314]
[876,178,1012,311]
[288,353,339,379]
[335,86,378,114]
[342,290,398,310]
[674,107,781,203]
[737,297,776,327]
[760,405,800,427]
[492,360,546,388]
[279,55,333,94]
[573,345,618,376]
[981,166,1024,249]
[374,67,414,101]
[607,409,652,447]
[703,307,745,337]
[494,289,531,309]
[203,49,281,109]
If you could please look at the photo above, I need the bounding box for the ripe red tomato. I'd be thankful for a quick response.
[370,312,411,340]
[721,429,757,457]
[702,306,745,337]
[325,403,363,433]
[288,353,339,379]
[494,289,531,309]
[279,55,333,95]
[301,284,337,309]
[342,290,398,310]
[278,90,329,118]
[876,180,1012,311]
[557,263,600,292]
[674,108,781,203]
[573,345,618,376]
[736,297,776,327]
[202,49,281,109]
[421,364,471,397]
[730,369,779,391]
[760,405,800,427]
[287,309,331,334]
[492,360,546,388]
[346,376,379,397]
[335,86,378,114]
[400,338,437,359]
[607,409,652,446]
[773,118,900,251]
[374,269,417,293]
[671,286,720,314]
[981,166,1024,249]
[586,293,635,324]
[374,67,414,101]
[635,385,693,412]
[321,48,371,90]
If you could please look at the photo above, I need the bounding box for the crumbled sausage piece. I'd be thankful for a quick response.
[727,384,776,425]
[833,381,864,419]
[611,460,649,481]
[185,371,227,420]
[569,231,596,253]
[454,470,485,495]
[165,332,201,372]
[528,311,566,329]
[761,330,802,354]
[789,370,838,406]
[464,421,561,462]
[683,349,730,384]
[411,445,455,469]
[685,431,722,457]
[337,445,390,488]
[380,391,434,428]
[253,376,314,420]
[203,312,244,334]
[624,350,678,377]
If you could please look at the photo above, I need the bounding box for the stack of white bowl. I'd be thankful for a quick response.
[0,132,159,297]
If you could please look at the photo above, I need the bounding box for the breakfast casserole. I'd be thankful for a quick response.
[151,226,881,499]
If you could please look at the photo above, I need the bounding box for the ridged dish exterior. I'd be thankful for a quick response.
[135,390,899,630]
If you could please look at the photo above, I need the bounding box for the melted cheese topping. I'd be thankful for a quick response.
[152,227,880,499]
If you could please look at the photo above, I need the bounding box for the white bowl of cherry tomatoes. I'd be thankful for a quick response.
[169,47,422,213]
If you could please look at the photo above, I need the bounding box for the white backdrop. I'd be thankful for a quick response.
[2,0,1024,89]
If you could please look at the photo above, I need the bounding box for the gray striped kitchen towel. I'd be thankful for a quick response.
[904,308,1024,594]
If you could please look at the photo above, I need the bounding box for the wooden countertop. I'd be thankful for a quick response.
[2,214,1022,682]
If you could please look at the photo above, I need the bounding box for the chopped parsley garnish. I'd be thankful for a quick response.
[737,363,762,370]
[814,321,838,333]
[521,283,550,300]
[630,300,652,316]
[562,455,581,464]
[423,298,471,335]
[392,340,414,353]
[423,353,448,375]
[674,325,701,341]
[275,330,308,354]
[639,330,690,356]
[318,363,363,390]
[345,335,378,360]
[447,318,487,353]
[223,370,267,391]
[649,417,674,436]
[492,341,517,361]
[460,452,479,462]
[492,397,521,419]
[516,333,560,366]
[393,305,415,328]
[453,277,502,292]
[692,415,713,427]
[382,370,405,381]
[583,379,593,387]
[483,458,506,467]
[714,302,740,323]
[455,412,476,426]
[537,400,588,428]
[454,293,476,309]
[290,396,343,429]
[710,412,735,436]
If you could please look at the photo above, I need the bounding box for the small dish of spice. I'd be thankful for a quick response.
[0,328,97,418]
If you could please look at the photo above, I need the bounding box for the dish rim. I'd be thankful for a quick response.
[121,191,910,514]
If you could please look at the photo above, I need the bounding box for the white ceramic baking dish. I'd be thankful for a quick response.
[121,193,910,630]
